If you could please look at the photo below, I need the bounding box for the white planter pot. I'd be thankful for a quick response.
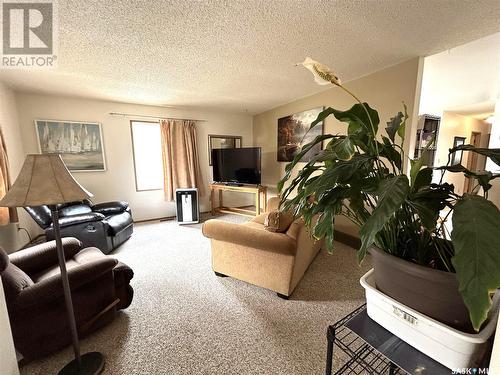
[360,269,499,370]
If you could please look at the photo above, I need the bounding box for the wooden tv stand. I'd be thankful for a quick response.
[209,183,267,217]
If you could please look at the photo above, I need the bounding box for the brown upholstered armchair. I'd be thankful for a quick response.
[203,197,323,298]
[0,237,134,360]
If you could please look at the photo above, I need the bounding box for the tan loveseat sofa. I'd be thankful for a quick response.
[202,197,323,298]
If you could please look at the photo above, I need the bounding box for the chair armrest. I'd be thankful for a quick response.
[202,219,296,255]
[57,212,105,228]
[14,257,118,309]
[92,201,129,216]
[9,237,83,275]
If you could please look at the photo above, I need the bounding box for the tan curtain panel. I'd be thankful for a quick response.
[0,127,19,225]
[160,119,205,201]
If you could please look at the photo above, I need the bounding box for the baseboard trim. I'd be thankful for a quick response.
[134,210,212,224]
[334,230,361,249]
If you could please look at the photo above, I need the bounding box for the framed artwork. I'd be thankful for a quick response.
[277,107,324,162]
[451,136,466,165]
[208,134,242,165]
[35,120,106,172]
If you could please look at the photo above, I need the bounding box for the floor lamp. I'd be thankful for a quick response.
[0,154,105,375]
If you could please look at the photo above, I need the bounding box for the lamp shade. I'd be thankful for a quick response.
[0,154,93,207]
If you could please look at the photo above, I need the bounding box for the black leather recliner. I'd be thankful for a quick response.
[25,200,133,254]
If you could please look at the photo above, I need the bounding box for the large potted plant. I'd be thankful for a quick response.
[278,58,500,334]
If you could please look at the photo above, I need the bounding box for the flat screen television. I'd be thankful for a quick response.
[212,147,261,185]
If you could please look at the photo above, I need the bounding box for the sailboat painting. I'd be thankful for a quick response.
[35,120,106,171]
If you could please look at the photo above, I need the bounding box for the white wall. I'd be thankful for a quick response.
[0,82,38,252]
[487,104,500,207]
[419,32,500,117]
[15,93,253,221]
[435,112,492,196]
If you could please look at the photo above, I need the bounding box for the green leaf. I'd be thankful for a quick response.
[302,154,373,198]
[412,167,433,192]
[397,103,408,143]
[407,200,439,229]
[436,164,498,192]
[311,103,380,139]
[407,182,452,229]
[310,107,336,130]
[313,210,339,252]
[385,112,403,143]
[450,145,500,167]
[410,136,435,187]
[358,175,410,263]
[451,195,500,331]
[329,136,355,160]
[380,136,402,170]
[277,134,335,192]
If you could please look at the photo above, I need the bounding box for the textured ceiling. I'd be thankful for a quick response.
[1,0,500,114]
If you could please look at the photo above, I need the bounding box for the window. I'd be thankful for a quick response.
[131,121,164,191]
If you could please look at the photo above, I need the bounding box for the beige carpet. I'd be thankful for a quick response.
[20,214,371,375]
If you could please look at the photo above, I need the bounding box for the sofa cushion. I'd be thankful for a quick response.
[104,211,133,236]
[32,259,80,283]
[55,212,106,228]
[32,247,106,283]
[264,210,294,233]
[92,201,129,216]
[59,204,92,217]
[203,219,296,255]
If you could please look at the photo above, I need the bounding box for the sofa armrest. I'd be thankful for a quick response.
[92,201,129,216]
[56,212,105,228]
[251,213,267,225]
[202,219,296,255]
[266,197,280,213]
[14,257,118,309]
[9,238,83,275]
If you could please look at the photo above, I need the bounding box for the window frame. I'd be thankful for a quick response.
[130,120,164,192]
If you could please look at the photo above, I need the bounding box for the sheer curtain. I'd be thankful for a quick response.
[0,127,18,225]
[160,119,205,201]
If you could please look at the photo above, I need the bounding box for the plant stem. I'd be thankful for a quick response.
[339,85,379,157]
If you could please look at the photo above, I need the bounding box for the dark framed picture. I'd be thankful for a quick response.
[277,107,324,162]
[451,136,466,165]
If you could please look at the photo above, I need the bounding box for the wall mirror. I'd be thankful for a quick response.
[208,134,242,165]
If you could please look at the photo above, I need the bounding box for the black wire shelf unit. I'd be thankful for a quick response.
[325,304,453,375]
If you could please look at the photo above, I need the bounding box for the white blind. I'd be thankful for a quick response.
[131,121,163,191]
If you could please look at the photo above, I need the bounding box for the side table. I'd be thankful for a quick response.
[325,304,454,374]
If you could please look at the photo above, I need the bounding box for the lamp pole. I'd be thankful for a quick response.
[50,205,104,375]
[50,206,82,367]
[0,155,104,374]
